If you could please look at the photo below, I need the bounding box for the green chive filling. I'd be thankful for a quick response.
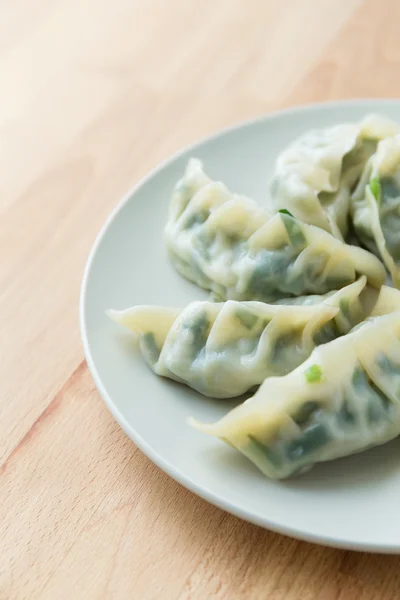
[305,364,323,383]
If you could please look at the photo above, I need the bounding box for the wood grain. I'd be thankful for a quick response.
[1,0,400,598]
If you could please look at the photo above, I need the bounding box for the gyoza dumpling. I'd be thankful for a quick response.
[190,312,400,479]
[370,283,400,316]
[269,114,399,239]
[165,159,386,303]
[108,277,394,399]
[351,135,400,287]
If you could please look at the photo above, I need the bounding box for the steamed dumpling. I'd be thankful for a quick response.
[109,300,336,398]
[190,312,400,479]
[108,278,399,399]
[352,135,400,287]
[268,114,399,239]
[165,159,386,303]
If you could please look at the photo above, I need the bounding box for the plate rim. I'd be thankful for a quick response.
[80,98,400,553]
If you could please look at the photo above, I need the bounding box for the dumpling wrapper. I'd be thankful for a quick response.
[268,114,399,239]
[190,312,400,479]
[165,159,386,304]
[352,134,400,287]
[108,278,400,399]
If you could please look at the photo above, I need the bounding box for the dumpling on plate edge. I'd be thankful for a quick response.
[190,312,400,479]
[165,159,386,304]
[268,114,399,240]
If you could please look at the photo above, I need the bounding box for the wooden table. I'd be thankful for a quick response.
[2,1,400,598]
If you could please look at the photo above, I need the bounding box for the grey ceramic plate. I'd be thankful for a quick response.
[80,100,400,552]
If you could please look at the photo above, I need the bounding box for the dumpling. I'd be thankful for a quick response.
[190,312,400,479]
[165,159,386,303]
[268,114,399,239]
[351,135,400,287]
[107,280,362,398]
[370,283,400,316]
[107,277,397,399]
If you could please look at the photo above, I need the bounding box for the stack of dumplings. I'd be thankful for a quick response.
[109,113,400,479]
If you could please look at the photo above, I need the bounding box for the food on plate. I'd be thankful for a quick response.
[190,312,400,479]
[108,113,400,480]
[352,135,400,287]
[165,159,386,303]
[108,277,383,398]
[268,114,399,239]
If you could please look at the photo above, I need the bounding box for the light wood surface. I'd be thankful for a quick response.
[2,1,400,598]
